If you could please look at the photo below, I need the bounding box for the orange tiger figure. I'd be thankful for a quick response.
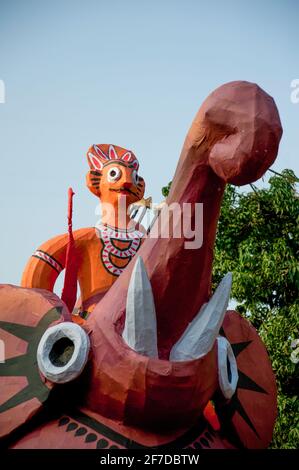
[21,144,146,320]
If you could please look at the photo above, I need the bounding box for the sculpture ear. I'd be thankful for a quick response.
[37,322,90,384]
[137,175,146,199]
[86,170,101,197]
[201,81,282,186]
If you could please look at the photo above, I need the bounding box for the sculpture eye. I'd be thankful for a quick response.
[217,336,238,399]
[132,170,139,186]
[37,322,90,384]
[107,167,122,182]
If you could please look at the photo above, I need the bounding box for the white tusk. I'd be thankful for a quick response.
[169,272,232,361]
[122,256,158,358]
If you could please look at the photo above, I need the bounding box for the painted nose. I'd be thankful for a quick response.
[123,182,133,190]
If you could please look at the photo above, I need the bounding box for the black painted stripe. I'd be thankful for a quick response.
[35,250,63,270]
[69,410,207,449]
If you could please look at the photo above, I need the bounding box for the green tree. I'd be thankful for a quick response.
[162,169,299,448]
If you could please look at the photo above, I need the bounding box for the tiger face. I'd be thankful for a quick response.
[86,144,145,207]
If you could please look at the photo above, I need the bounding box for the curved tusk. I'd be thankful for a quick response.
[122,257,158,358]
[170,272,232,361]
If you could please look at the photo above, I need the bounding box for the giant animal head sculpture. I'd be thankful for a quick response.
[82,81,282,438]
[0,81,282,449]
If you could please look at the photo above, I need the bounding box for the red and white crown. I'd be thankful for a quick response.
[87,144,139,171]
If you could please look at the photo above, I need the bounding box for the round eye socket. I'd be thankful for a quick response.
[37,322,90,384]
[132,170,139,186]
[217,336,238,399]
[107,167,122,182]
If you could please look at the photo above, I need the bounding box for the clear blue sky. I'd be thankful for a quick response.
[0,0,298,285]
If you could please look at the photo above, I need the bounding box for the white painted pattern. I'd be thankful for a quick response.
[34,250,63,273]
[97,224,144,276]
[89,145,139,171]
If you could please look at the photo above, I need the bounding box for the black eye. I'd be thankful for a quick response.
[110,170,116,177]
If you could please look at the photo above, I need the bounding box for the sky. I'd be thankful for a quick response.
[0,0,298,286]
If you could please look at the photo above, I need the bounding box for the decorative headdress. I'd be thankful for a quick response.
[87,144,139,171]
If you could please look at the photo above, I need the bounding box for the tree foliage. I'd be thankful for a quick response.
[162,169,299,448]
